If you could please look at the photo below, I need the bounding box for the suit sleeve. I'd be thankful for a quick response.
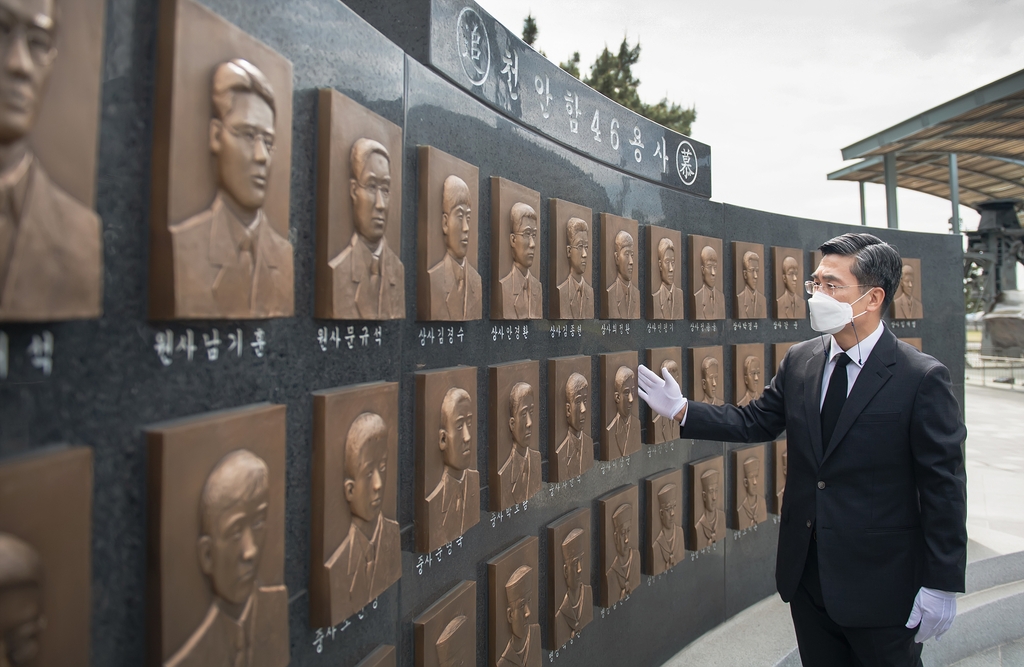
[680,351,789,443]
[910,363,968,592]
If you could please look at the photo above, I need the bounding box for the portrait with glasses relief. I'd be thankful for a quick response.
[772,246,806,320]
[549,198,594,320]
[491,176,542,320]
[601,212,640,320]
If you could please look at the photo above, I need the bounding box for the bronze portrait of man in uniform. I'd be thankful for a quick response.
[653,359,681,443]
[737,455,767,528]
[497,381,542,509]
[606,230,640,319]
[735,249,766,319]
[651,236,684,319]
[435,614,471,667]
[0,533,45,666]
[700,356,723,406]
[556,372,592,480]
[606,366,636,458]
[427,175,482,320]
[694,467,726,550]
[170,58,294,318]
[653,483,685,573]
[734,346,763,408]
[165,449,288,667]
[892,260,922,319]
[413,579,475,667]
[497,565,541,667]
[496,202,542,319]
[555,529,592,643]
[0,0,102,321]
[693,244,725,320]
[555,217,594,319]
[329,138,404,319]
[604,503,640,603]
[425,387,480,549]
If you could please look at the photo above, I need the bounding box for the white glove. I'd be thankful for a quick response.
[637,364,686,422]
[905,587,957,643]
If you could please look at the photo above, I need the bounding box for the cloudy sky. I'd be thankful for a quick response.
[479,0,1024,235]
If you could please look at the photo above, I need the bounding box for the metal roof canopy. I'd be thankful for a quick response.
[828,68,1024,232]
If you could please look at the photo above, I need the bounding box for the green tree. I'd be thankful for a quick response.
[522,13,538,47]
[559,52,580,79]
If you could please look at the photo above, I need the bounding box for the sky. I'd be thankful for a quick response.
[479,0,1024,236]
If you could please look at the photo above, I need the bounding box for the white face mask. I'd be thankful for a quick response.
[808,290,870,335]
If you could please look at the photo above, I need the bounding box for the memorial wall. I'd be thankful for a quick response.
[0,0,964,665]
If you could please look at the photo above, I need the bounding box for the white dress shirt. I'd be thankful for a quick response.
[818,321,886,410]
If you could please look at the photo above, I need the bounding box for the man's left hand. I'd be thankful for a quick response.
[905,587,957,642]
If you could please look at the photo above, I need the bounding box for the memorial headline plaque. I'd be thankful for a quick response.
[599,350,640,460]
[416,366,481,552]
[732,445,768,529]
[598,484,640,607]
[150,0,295,319]
[690,456,726,550]
[645,347,683,445]
[310,382,401,627]
[690,345,724,407]
[549,198,594,320]
[414,580,476,667]
[488,536,542,667]
[690,234,725,320]
[600,213,641,320]
[647,226,684,320]
[490,359,542,511]
[146,403,289,667]
[548,355,595,482]
[772,247,806,320]
[732,241,766,320]
[733,344,764,407]
[315,89,405,320]
[892,258,922,320]
[491,177,542,320]
[546,508,593,649]
[645,468,684,576]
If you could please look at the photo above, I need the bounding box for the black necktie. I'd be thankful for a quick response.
[820,353,851,449]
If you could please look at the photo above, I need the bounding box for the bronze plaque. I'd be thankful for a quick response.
[900,337,923,352]
[772,247,806,320]
[415,366,481,552]
[414,580,476,667]
[646,226,684,320]
[491,177,542,320]
[773,341,799,375]
[599,351,640,461]
[146,403,288,667]
[0,0,106,321]
[315,89,405,320]
[417,146,481,321]
[645,347,683,445]
[733,344,764,407]
[600,213,640,320]
[150,0,295,319]
[310,382,401,627]
[357,645,396,667]
[598,484,640,607]
[892,258,922,320]
[547,508,593,648]
[773,439,788,514]
[733,241,766,320]
[489,360,542,511]
[645,468,684,575]
[690,345,724,407]
[690,456,726,550]
[0,446,93,666]
[548,355,594,482]
[732,445,768,529]
[689,234,725,320]
[548,198,594,320]
[488,536,542,667]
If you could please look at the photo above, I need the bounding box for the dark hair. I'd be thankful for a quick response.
[818,233,902,309]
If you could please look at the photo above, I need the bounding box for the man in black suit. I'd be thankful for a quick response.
[639,233,966,666]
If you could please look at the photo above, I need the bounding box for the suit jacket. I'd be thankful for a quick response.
[329,234,404,319]
[651,283,684,319]
[681,328,967,627]
[165,585,289,667]
[326,515,401,624]
[652,412,676,444]
[170,195,294,318]
[893,293,921,319]
[555,274,594,319]
[0,160,102,321]
[497,266,542,319]
[606,277,640,319]
[606,412,639,458]
[775,290,805,319]
[427,252,482,320]
[693,284,725,319]
[736,287,766,319]
[605,548,640,602]
[425,467,480,547]
[652,524,685,573]
[497,445,542,509]
[555,429,592,480]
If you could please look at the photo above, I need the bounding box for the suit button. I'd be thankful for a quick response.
[806,519,812,528]
[817,481,826,489]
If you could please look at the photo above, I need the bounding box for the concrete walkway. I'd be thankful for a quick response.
[662,383,1024,667]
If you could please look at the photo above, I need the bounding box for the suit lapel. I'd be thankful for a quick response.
[803,343,827,465]
[822,329,896,463]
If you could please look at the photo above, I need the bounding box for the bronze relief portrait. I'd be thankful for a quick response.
[491,177,542,320]
[0,0,105,321]
[414,580,476,667]
[647,226,684,320]
[600,213,640,320]
[733,343,764,407]
[489,359,542,511]
[690,456,726,550]
[417,146,481,321]
[598,484,639,607]
[772,247,806,320]
[150,0,295,319]
[549,198,594,320]
[310,382,401,628]
[356,645,396,667]
[892,258,922,320]
[689,234,725,320]
[488,536,542,667]
[415,365,481,552]
[690,345,724,407]
[547,508,593,648]
[773,439,788,514]
[0,446,93,667]
[773,341,798,375]
[548,355,594,482]
[645,468,684,575]
[315,89,404,320]
[645,347,683,445]
[146,403,289,667]
[599,350,640,461]
[733,241,766,319]
[733,445,768,529]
